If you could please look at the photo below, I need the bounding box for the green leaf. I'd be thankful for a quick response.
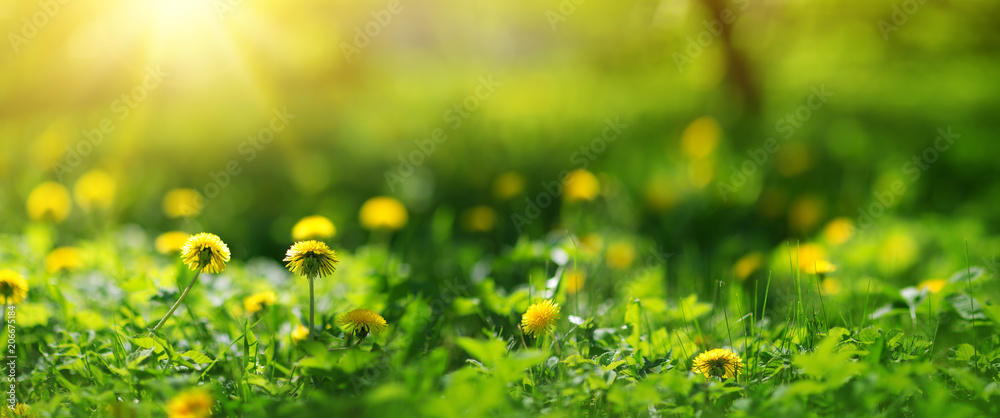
[180,350,213,364]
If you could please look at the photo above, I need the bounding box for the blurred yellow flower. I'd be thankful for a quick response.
[605,241,636,269]
[579,233,603,256]
[733,252,763,281]
[687,158,715,189]
[461,206,497,232]
[337,308,388,337]
[292,215,336,241]
[1,403,32,418]
[156,231,192,254]
[794,243,827,273]
[564,270,585,294]
[822,217,855,246]
[26,181,71,222]
[521,299,560,336]
[163,189,203,218]
[283,240,338,278]
[45,247,83,273]
[243,291,277,314]
[919,279,947,294]
[821,278,843,295]
[291,323,310,344]
[180,233,231,274]
[692,348,742,379]
[805,259,837,275]
[0,270,28,305]
[644,175,677,212]
[680,116,722,159]
[167,388,213,418]
[878,232,919,274]
[563,169,600,202]
[359,196,408,230]
[73,170,115,212]
[788,195,824,233]
[492,171,525,201]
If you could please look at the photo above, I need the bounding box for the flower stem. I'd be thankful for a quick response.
[151,271,201,334]
[308,276,315,339]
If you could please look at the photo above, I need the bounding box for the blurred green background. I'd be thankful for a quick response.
[2,0,999,262]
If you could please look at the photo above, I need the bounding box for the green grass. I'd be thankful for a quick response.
[3,214,1000,417]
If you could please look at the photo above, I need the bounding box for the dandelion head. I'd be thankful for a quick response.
[291,324,310,344]
[0,270,28,305]
[45,247,83,274]
[156,231,192,255]
[733,252,763,281]
[166,388,213,418]
[283,240,338,278]
[919,279,947,294]
[605,241,636,269]
[562,169,600,202]
[180,233,231,274]
[692,348,743,379]
[26,182,71,222]
[492,171,525,201]
[292,215,336,241]
[461,206,496,233]
[73,170,116,212]
[564,271,585,295]
[243,291,277,314]
[337,308,388,339]
[680,116,721,159]
[359,196,408,230]
[521,299,560,337]
[163,189,203,219]
[822,217,855,246]
[821,278,843,295]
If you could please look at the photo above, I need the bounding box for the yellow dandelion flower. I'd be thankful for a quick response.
[563,169,600,202]
[644,174,677,212]
[794,243,827,273]
[26,181,71,222]
[806,259,837,275]
[919,279,947,294]
[291,323,310,344]
[166,388,213,418]
[243,291,277,314]
[564,270,585,294]
[733,252,763,281]
[606,241,636,269]
[284,240,338,278]
[163,188,203,218]
[521,299,560,336]
[337,308,389,337]
[0,270,29,305]
[821,278,843,295]
[292,215,336,241]
[579,233,603,256]
[1,403,32,418]
[45,246,83,273]
[680,116,722,159]
[156,231,192,254]
[73,170,116,212]
[461,206,497,232]
[789,195,824,233]
[359,196,408,230]
[822,217,855,246]
[493,171,525,201]
[692,348,743,379]
[180,233,231,274]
